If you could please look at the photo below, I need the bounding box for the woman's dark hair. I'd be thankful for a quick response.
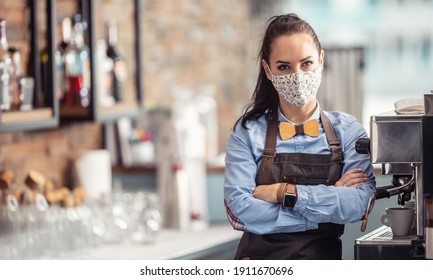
[235,13,322,129]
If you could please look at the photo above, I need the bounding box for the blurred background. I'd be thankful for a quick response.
[1,0,433,260]
[281,0,433,128]
[141,0,433,149]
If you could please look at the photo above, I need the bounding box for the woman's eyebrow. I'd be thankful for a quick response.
[275,60,291,64]
[275,56,313,65]
[300,55,313,62]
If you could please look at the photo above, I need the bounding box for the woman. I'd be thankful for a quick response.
[223,13,376,260]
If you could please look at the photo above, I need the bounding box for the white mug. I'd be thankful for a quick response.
[381,207,415,236]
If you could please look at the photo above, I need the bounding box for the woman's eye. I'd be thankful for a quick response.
[302,61,313,67]
[277,64,290,71]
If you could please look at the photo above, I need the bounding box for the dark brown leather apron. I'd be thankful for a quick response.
[234,110,345,260]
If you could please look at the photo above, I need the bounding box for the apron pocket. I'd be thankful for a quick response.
[282,176,328,185]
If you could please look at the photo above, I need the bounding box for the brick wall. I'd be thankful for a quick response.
[0,122,103,188]
[0,0,278,188]
[141,0,277,152]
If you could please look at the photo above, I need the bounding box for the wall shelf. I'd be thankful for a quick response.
[1,0,144,132]
[0,0,58,133]
[0,109,57,132]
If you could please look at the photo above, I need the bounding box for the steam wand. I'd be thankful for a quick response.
[360,164,416,232]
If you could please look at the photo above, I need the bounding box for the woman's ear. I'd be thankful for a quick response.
[261,59,272,80]
[319,50,325,68]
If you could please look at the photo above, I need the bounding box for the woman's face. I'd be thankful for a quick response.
[262,33,324,78]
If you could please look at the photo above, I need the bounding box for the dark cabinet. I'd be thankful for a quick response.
[57,0,144,122]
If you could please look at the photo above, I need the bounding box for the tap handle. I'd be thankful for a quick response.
[375,188,391,199]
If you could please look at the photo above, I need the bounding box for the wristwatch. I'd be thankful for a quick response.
[283,183,297,208]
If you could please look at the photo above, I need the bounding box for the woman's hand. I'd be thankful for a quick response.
[253,182,285,203]
[335,168,369,187]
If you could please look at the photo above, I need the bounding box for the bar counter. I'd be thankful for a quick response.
[48,223,241,260]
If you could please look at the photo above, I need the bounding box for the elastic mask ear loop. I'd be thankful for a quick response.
[265,63,275,77]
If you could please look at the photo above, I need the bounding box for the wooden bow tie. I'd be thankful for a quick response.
[279,119,320,140]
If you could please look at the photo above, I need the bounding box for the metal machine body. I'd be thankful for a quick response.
[371,112,424,236]
[354,94,433,260]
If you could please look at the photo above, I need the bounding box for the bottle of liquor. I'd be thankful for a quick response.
[0,18,11,111]
[58,17,71,53]
[57,17,71,103]
[7,47,22,110]
[95,39,114,107]
[41,17,71,104]
[64,14,90,107]
[106,22,127,102]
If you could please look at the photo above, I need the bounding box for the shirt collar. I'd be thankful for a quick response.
[278,102,321,124]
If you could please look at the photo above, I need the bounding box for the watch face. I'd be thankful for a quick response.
[283,194,297,208]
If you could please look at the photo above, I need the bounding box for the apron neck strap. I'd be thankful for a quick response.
[256,111,279,185]
[319,110,342,152]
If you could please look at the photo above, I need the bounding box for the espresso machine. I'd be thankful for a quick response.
[354,93,433,260]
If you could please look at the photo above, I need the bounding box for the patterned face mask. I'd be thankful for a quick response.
[266,64,322,107]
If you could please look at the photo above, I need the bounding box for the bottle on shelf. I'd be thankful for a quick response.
[95,39,114,107]
[58,17,71,53]
[105,21,127,103]
[7,47,22,111]
[41,17,71,105]
[0,18,12,112]
[55,17,71,103]
[63,14,90,108]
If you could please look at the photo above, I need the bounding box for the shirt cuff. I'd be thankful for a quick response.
[293,184,308,215]
[294,185,319,230]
